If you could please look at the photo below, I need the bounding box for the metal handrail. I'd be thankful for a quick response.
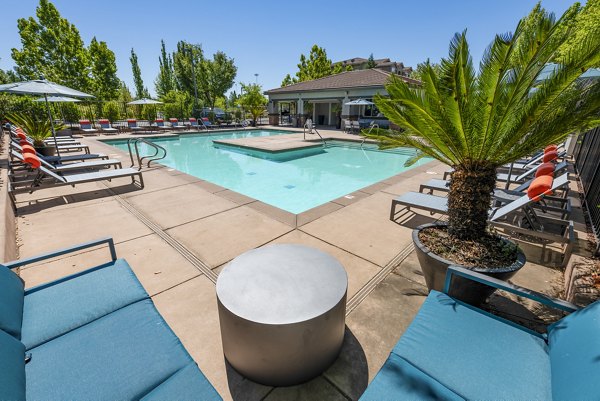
[303,119,325,146]
[360,122,379,147]
[126,138,167,170]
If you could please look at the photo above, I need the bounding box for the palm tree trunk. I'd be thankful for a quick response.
[447,163,497,240]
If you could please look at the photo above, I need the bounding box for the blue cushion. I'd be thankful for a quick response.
[21,259,148,349]
[0,329,26,401]
[0,264,25,339]
[392,291,551,400]
[359,353,463,401]
[141,363,222,401]
[26,299,196,401]
[549,300,600,400]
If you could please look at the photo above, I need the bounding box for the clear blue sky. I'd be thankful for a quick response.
[0,0,574,96]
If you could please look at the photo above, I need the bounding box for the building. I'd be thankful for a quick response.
[265,68,420,129]
[334,57,413,76]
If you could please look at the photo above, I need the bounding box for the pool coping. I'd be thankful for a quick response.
[92,130,437,228]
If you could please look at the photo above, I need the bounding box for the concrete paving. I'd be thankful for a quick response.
[9,127,583,400]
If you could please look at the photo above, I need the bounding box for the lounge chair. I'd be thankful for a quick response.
[8,152,143,203]
[201,117,214,129]
[78,120,98,136]
[155,119,170,131]
[11,134,91,155]
[127,119,145,133]
[0,237,222,401]
[496,160,568,183]
[343,119,353,134]
[10,148,121,175]
[391,175,574,266]
[169,118,186,130]
[360,265,595,400]
[98,119,119,135]
[420,171,571,201]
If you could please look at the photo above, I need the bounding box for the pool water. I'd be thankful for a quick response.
[104,130,431,214]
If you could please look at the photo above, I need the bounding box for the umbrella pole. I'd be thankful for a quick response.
[45,94,61,158]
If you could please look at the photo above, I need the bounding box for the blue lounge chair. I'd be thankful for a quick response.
[0,237,222,401]
[360,265,597,400]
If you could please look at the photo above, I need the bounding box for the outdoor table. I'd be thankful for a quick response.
[216,244,348,386]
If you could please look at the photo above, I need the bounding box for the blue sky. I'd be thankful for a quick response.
[1,0,574,96]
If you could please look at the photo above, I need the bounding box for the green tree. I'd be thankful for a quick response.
[409,59,443,81]
[172,41,203,103]
[281,73,295,87]
[155,39,176,98]
[366,53,377,68]
[366,4,600,241]
[102,101,120,121]
[12,0,90,91]
[283,45,353,85]
[0,66,19,84]
[238,83,267,125]
[89,37,119,100]
[199,51,237,109]
[130,48,149,99]
[117,80,133,103]
[160,90,192,119]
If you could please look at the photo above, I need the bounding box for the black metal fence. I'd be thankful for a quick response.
[573,126,600,253]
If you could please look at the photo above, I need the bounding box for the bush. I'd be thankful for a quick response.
[61,103,80,122]
[103,101,120,122]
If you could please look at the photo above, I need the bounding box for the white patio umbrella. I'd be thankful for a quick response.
[34,96,81,124]
[345,99,375,123]
[127,98,163,105]
[0,77,93,157]
[127,98,163,122]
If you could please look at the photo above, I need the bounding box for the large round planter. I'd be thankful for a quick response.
[34,145,56,157]
[413,223,526,305]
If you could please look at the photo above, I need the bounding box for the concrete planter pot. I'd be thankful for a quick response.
[413,223,526,305]
[34,144,56,157]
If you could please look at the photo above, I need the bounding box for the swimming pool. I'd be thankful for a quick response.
[104,130,431,214]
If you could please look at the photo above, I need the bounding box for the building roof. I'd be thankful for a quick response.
[265,69,420,95]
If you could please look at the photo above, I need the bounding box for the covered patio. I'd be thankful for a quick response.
[265,69,420,130]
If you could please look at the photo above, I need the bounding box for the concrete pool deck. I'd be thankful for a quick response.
[8,126,588,400]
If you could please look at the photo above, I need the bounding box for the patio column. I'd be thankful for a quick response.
[268,100,279,125]
[341,95,350,130]
[297,97,306,127]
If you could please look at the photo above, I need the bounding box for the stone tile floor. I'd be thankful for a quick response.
[9,127,585,400]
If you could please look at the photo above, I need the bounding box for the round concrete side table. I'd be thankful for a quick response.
[216,244,348,386]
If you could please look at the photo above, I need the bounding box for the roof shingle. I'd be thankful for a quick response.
[265,69,419,95]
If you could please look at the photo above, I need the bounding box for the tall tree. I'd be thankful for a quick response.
[281,74,294,87]
[200,51,237,109]
[130,48,149,99]
[155,39,176,98]
[409,59,442,81]
[172,41,203,101]
[366,53,377,68]
[11,0,90,91]
[88,37,119,100]
[237,83,267,125]
[282,45,353,86]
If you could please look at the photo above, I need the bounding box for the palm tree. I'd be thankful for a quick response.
[367,4,600,242]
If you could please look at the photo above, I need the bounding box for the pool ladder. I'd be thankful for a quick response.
[126,138,167,170]
[303,119,326,146]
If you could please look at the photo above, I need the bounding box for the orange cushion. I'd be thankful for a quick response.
[189,118,197,122]
[99,119,109,123]
[169,118,177,122]
[535,162,555,178]
[21,144,36,155]
[528,175,553,201]
[543,151,558,163]
[79,120,90,124]
[155,119,164,122]
[19,139,29,146]
[17,132,27,140]
[127,119,136,123]
[23,153,41,169]
[544,144,558,153]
